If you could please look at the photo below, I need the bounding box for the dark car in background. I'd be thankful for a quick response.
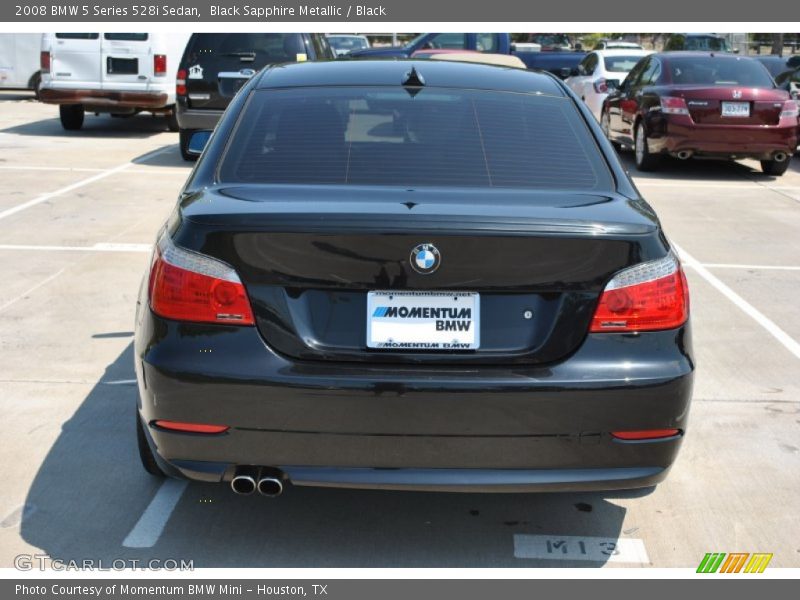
[601,53,799,174]
[756,55,800,97]
[135,59,693,497]
[175,33,335,160]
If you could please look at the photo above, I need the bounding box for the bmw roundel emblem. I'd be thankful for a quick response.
[410,243,441,274]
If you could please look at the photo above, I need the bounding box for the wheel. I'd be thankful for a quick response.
[600,110,621,150]
[59,104,84,130]
[760,157,790,176]
[28,71,42,100]
[634,122,661,171]
[137,412,166,477]
[166,109,179,132]
[179,128,197,161]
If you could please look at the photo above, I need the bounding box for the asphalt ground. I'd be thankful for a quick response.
[0,90,798,569]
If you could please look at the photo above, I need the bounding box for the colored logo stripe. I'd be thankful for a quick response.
[744,553,773,573]
[719,553,749,573]
[697,552,773,573]
[372,307,388,317]
[697,553,727,573]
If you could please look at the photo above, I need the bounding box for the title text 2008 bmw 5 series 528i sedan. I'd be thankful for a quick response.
[134,60,694,497]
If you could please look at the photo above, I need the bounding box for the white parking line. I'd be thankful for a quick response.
[674,242,800,361]
[122,479,188,548]
[0,268,65,313]
[0,145,173,221]
[0,166,106,173]
[703,263,800,271]
[0,243,151,253]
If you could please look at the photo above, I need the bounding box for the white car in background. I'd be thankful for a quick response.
[565,49,652,121]
[325,34,370,56]
[0,34,42,96]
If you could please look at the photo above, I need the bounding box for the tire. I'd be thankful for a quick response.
[166,109,179,132]
[600,110,621,150]
[634,122,661,171]
[760,157,791,176]
[137,412,166,477]
[59,104,84,130]
[28,71,42,100]
[179,128,197,161]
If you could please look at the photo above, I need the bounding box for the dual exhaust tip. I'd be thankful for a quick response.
[230,467,284,497]
[673,151,788,162]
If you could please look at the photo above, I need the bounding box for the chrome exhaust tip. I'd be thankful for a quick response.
[676,150,693,160]
[230,466,260,495]
[773,152,788,163]
[257,476,284,497]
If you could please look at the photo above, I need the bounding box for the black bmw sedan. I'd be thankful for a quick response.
[135,59,694,496]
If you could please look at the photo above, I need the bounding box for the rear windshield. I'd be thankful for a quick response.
[327,36,369,51]
[184,33,308,64]
[219,87,612,190]
[55,33,99,40]
[685,37,729,51]
[667,57,775,87]
[104,33,148,41]
[604,55,645,72]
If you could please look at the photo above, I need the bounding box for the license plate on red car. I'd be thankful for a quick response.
[721,102,750,118]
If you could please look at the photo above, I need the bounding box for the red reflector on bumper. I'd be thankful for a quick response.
[154,420,229,434]
[611,429,680,441]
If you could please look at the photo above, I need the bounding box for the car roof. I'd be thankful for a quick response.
[256,59,566,96]
[594,49,652,56]
[654,51,752,60]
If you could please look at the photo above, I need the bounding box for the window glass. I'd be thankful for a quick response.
[220,87,613,191]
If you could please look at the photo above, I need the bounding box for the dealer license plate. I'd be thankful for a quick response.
[366,291,480,350]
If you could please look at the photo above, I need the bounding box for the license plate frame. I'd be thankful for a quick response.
[366,291,480,350]
[721,101,750,118]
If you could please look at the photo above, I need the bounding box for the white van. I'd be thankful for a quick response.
[0,33,42,95]
[40,33,190,131]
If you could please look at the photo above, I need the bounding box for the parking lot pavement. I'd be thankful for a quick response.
[0,90,798,568]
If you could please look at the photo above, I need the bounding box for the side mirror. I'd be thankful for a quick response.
[605,79,620,92]
[788,55,800,69]
[571,67,581,77]
[187,130,212,157]
[559,67,572,79]
[733,48,740,54]
[574,42,583,52]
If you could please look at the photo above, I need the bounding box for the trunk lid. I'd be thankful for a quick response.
[673,86,788,125]
[172,186,664,366]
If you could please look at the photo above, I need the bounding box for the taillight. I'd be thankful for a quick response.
[660,96,690,116]
[590,251,689,333]
[40,51,51,73]
[593,78,608,94]
[148,233,254,326]
[154,54,167,76]
[176,68,187,96]
[154,420,229,434]
[612,429,681,441]
[779,99,799,119]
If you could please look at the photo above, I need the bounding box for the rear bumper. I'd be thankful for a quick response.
[135,309,694,492]
[175,100,224,131]
[649,116,798,159]
[39,87,169,109]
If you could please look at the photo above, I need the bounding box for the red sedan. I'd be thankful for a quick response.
[601,52,799,175]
